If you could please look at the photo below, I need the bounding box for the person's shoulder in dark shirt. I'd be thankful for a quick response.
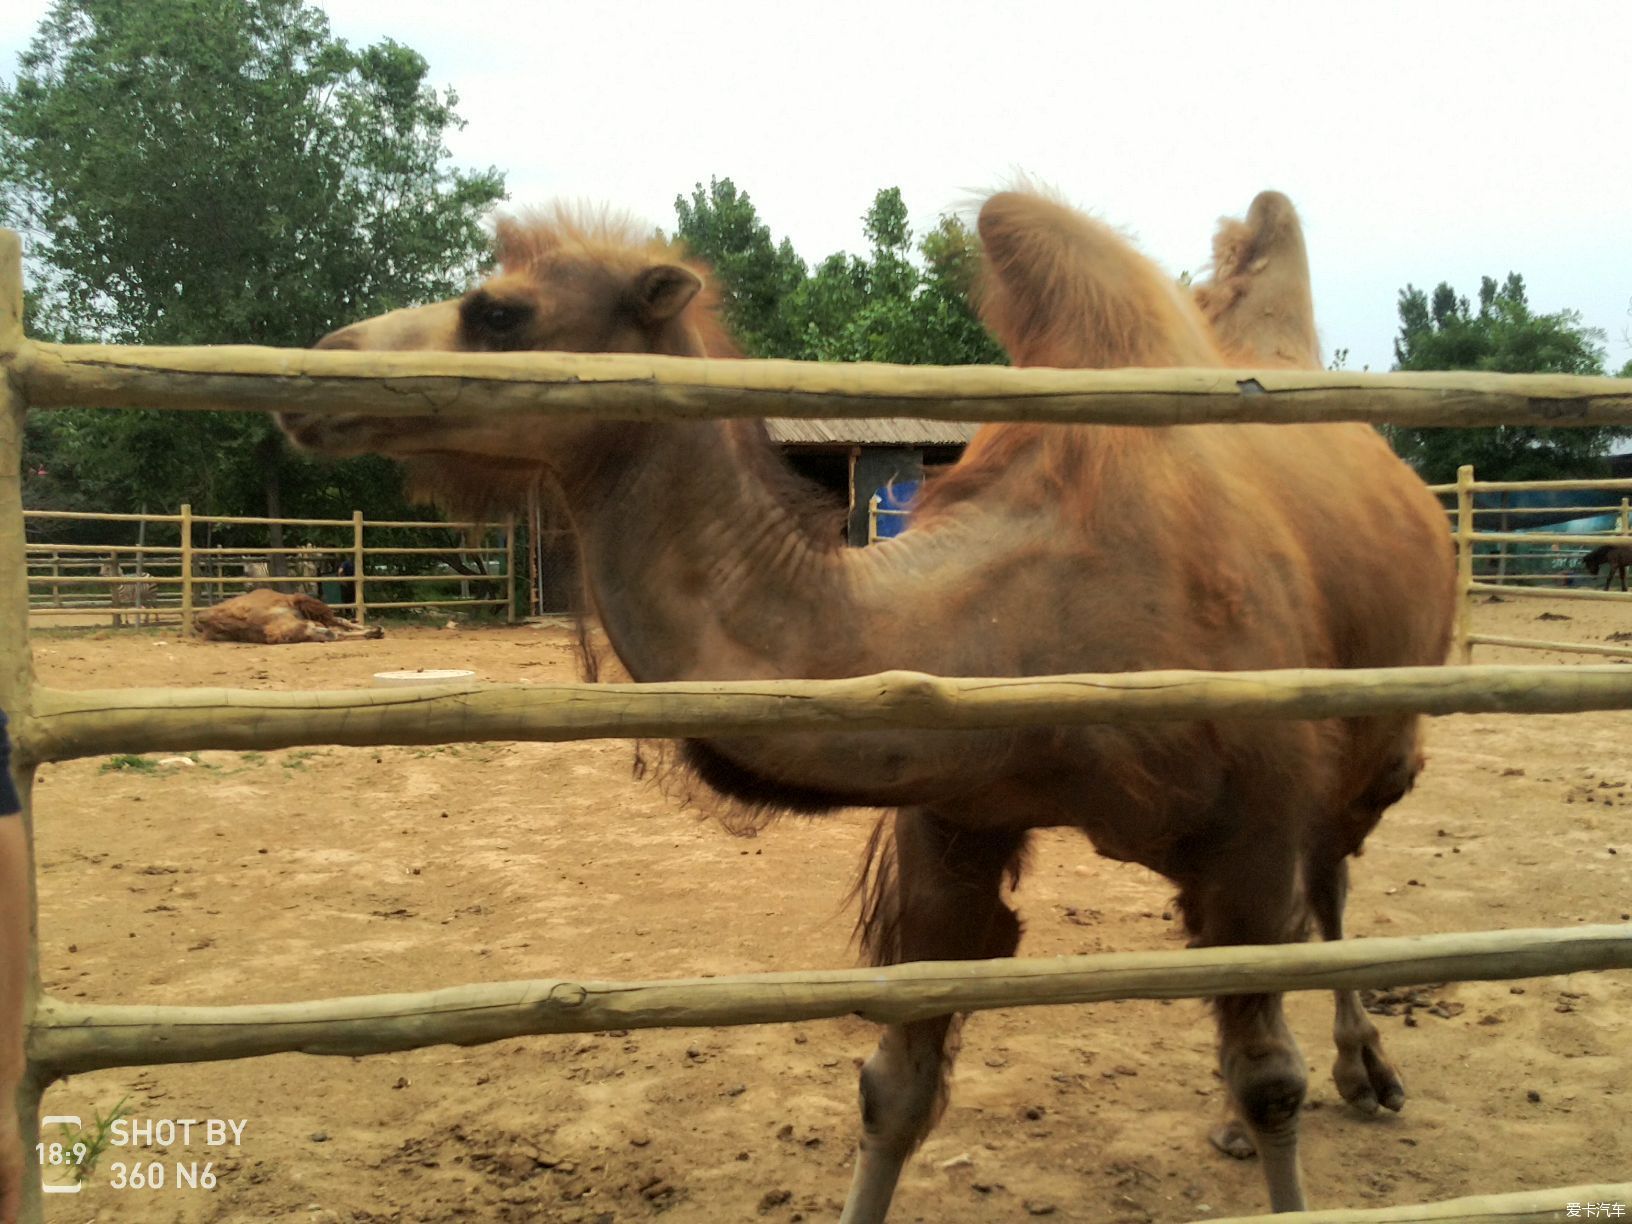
[0,711,20,816]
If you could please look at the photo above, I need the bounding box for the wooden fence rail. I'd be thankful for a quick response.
[29,925,1632,1076]
[1212,1184,1632,1224]
[10,336,1632,427]
[3,229,1631,1221]
[18,663,1632,763]
[21,504,516,628]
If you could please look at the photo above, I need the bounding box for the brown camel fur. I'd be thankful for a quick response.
[279,191,1455,1219]
[194,589,382,644]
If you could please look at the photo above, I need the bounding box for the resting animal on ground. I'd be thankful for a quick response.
[193,589,381,644]
[1581,544,1632,591]
[279,189,1456,1219]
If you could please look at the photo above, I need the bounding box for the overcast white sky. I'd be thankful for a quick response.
[3,0,1629,373]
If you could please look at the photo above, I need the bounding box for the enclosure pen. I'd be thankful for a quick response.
[2,228,1631,1221]
[20,506,516,629]
[1435,470,1632,661]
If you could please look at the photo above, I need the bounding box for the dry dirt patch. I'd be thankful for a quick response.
[26,604,1632,1222]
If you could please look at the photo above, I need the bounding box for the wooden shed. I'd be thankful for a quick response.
[769,417,979,546]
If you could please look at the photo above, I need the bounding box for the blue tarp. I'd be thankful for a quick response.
[872,480,919,540]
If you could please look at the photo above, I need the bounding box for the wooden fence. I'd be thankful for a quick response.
[1436,469,1632,662]
[24,506,516,629]
[3,229,1632,1220]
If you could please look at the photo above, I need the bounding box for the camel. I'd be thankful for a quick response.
[1581,543,1632,591]
[193,589,381,644]
[279,191,1455,1218]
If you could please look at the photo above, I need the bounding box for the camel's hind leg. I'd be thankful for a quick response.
[840,809,1026,1224]
[1183,834,1309,1213]
[1309,855,1404,1115]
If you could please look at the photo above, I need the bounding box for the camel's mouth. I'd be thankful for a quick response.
[276,410,399,458]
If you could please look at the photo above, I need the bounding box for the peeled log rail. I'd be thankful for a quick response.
[28,926,1632,1077]
[1468,582,1632,604]
[1470,529,1632,547]
[1467,634,1632,660]
[10,339,1632,428]
[1210,1183,1632,1224]
[19,663,1632,763]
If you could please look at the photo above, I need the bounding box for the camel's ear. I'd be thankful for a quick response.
[629,264,702,325]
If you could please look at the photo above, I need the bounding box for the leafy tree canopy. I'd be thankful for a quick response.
[1,0,505,535]
[1387,273,1618,482]
[673,177,1005,366]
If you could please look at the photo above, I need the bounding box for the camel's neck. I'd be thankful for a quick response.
[547,417,1191,810]
[559,420,881,685]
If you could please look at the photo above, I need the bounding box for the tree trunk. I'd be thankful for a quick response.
[263,449,287,585]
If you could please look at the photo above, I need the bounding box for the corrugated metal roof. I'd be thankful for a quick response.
[766,418,982,447]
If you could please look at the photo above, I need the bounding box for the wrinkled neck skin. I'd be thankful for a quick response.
[565,420,848,682]
[553,417,1024,806]
[561,419,969,683]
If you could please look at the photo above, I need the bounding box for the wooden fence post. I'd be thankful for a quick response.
[179,503,193,633]
[1494,493,1509,583]
[1455,464,1475,665]
[1619,498,1628,536]
[352,510,366,627]
[1,226,46,1223]
[505,516,517,624]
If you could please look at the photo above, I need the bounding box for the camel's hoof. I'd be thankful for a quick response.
[1209,1118,1257,1160]
[1334,1044,1405,1116]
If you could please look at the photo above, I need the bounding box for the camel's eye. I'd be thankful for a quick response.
[460,292,532,344]
[480,303,523,332]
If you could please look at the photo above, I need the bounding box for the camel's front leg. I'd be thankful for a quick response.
[841,810,1027,1224]
[329,614,383,640]
[1182,831,1309,1213]
[843,1014,958,1224]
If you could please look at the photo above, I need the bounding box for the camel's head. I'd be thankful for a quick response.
[278,207,727,475]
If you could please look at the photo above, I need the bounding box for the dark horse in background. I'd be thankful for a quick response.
[1581,544,1632,591]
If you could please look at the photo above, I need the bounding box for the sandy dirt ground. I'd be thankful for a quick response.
[21,594,1632,1223]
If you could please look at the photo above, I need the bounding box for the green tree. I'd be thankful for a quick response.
[1,0,505,534]
[1387,273,1618,481]
[672,177,806,357]
[786,197,1002,365]
[673,179,1004,366]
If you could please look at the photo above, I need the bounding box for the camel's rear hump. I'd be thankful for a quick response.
[1192,190,1321,368]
